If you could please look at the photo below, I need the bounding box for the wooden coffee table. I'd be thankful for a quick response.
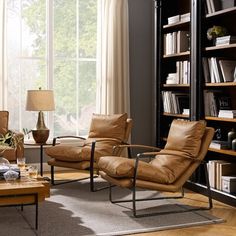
[0,177,50,229]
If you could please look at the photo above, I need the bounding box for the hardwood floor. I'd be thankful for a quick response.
[46,170,236,236]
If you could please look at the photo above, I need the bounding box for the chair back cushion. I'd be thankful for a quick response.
[148,119,207,184]
[0,111,9,135]
[164,119,206,158]
[88,113,128,141]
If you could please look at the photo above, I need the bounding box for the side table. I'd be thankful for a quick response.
[24,140,59,176]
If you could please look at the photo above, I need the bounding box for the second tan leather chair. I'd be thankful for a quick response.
[98,119,214,216]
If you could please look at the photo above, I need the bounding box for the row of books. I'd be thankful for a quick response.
[202,57,236,83]
[205,0,235,14]
[162,91,189,114]
[207,160,236,190]
[166,61,190,85]
[204,90,231,117]
[167,13,190,25]
[164,31,189,55]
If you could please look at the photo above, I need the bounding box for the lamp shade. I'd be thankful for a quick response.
[26,90,55,111]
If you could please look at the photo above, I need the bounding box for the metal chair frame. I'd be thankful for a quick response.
[109,154,213,217]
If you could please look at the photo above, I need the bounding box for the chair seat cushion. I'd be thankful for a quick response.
[98,155,184,184]
[45,138,121,162]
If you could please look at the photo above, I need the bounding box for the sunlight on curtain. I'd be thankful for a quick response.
[96,0,130,115]
[0,0,6,109]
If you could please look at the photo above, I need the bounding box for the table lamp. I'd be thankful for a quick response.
[26,88,55,143]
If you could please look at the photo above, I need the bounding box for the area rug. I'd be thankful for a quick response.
[0,178,224,236]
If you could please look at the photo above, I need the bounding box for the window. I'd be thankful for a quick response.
[5,0,97,136]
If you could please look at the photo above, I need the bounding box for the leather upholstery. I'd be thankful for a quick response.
[0,111,8,135]
[46,113,132,170]
[98,120,214,188]
[88,113,128,141]
[164,119,206,158]
[0,111,24,161]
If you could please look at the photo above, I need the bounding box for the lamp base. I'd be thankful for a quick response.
[32,130,49,144]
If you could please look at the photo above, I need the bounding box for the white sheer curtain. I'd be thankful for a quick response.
[96,0,130,115]
[0,0,6,109]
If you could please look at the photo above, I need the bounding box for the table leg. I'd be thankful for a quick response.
[40,145,43,176]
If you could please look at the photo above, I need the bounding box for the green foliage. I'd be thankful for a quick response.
[21,0,97,132]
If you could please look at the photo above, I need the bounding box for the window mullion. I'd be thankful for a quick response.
[47,0,54,136]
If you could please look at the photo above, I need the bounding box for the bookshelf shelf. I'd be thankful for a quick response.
[163,51,190,58]
[205,43,236,51]
[163,84,189,88]
[163,20,189,30]
[208,148,236,156]
[205,82,236,87]
[163,112,189,118]
[206,6,236,18]
[205,116,236,122]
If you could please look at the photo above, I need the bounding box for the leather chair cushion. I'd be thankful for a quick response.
[45,138,121,162]
[98,156,135,177]
[164,119,206,158]
[98,154,191,184]
[0,111,9,135]
[88,113,128,141]
[98,156,177,183]
[45,145,83,162]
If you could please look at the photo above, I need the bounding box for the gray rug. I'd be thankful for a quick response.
[0,178,224,236]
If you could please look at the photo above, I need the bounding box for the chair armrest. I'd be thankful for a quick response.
[139,150,202,162]
[52,135,86,146]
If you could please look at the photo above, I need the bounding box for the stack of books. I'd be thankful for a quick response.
[218,110,236,118]
[167,13,190,25]
[215,35,236,46]
[209,140,229,149]
[208,160,236,190]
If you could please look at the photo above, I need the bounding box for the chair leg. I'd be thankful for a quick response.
[89,141,109,192]
[204,162,213,209]
[51,166,55,185]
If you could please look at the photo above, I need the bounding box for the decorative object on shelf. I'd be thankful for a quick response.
[227,128,236,149]
[232,138,236,151]
[207,25,228,45]
[26,88,55,143]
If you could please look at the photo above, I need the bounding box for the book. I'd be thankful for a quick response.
[202,57,211,83]
[218,109,236,118]
[219,60,236,82]
[219,162,236,190]
[180,13,190,22]
[177,31,189,53]
[206,0,213,13]
[215,35,236,45]
[210,0,221,12]
[168,15,180,25]
[220,0,236,10]
[209,140,229,149]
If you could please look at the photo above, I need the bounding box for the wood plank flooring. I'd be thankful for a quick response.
[46,170,236,236]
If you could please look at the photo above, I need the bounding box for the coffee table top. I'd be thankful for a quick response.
[0,177,50,205]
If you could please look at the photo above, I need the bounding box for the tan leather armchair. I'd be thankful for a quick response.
[98,119,215,217]
[0,111,24,162]
[45,113,132,191]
